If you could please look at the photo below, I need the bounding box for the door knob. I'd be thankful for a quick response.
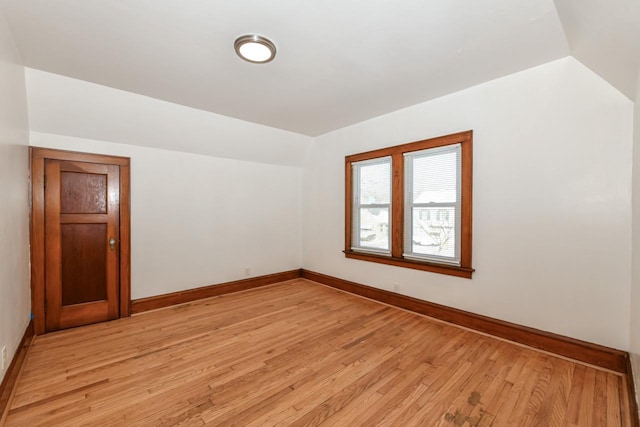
[109,237,117,251]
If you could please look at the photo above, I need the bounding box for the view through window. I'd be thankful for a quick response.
[345,131,473,278]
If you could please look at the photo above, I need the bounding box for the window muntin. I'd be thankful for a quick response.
[403,144,461,265]
[351,157,392,254]
[344,130,473,278]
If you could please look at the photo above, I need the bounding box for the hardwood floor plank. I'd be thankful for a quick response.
[608,374,623,426]
[566,364,586,424]
[520,356,555,426]
[403,341,499,425]
[621,375,636,427]
[578,365,597,427]
[5,279,634,426]
[530,358,573,426]
[592,370,609,426]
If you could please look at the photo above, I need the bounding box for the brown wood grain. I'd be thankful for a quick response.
[345,130,472,163]
[44,159,62,331]
[301,269,628,373]
[45,160,120,331]
[58,213,109,224]
[58,302,112,330]
[391,152,404,258]
[344,250,474,278]
[0,321,34,424]
[131,269,303,313]
[4,281,634,426]
[29,149,46,335]
[344,130,474,277]
[119,164,131,318]
[461,131,473,268]
[60,171,107,214]
[30,148,131,334]
[105,163,120,321]
[60,223,108,305]
[30,147,130,165]
[344,160,352,252]
[626,354,640,427]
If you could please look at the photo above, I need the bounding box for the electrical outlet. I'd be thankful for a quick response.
[244,267,251,277]
[1,346,6,371]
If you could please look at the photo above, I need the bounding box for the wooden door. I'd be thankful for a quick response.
[44,160,120,330]
[31,148,131,335]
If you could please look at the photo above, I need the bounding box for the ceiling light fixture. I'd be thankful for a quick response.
[234,34,277,64]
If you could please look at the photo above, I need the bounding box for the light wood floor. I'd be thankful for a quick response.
[4,279,634,426]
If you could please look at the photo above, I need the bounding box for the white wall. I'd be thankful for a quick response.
[24,69,310,300]
[0,10,30,383]
[30,132,303,299]
[17,44,637,358]
[303,56,633,350]
[25,69,310,167]
[631,68,640,412]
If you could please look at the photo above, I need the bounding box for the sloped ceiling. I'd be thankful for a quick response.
[554,0,640,100]
[0,0,638,136]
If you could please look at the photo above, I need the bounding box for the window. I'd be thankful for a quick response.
[351,157,392,254]
[345,131,473,278]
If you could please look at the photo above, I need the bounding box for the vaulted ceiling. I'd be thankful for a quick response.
[1,0,639,136]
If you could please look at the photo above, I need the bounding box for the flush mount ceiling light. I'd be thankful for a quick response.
[234,34,277,64]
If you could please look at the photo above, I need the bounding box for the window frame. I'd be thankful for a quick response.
[344,130,474,279]
[403,143,462,265]
[350,156,392,255]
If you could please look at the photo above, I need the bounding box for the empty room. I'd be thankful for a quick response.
[1,0,640,425]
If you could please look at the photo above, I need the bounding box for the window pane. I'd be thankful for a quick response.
[411,207,456,258]
[412,150,458,203]
[359,207,389,250]
[359,161,391,204]
[347,132,472,276]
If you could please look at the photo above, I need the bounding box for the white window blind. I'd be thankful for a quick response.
[352,157,392,255]
[404,144,461,265]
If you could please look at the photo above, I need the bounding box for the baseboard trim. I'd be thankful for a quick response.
[130,267,628,374]
[131,269,303,314]
[301,269,627,373]
[5,272,635,423]
[626,354,640,427]
[0,320,34,423]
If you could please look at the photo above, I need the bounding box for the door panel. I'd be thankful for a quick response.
[44,159,120,331]
[60,171,108,214]
[61,223,108,305]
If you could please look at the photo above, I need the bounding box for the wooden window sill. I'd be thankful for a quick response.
[344,250,474,279]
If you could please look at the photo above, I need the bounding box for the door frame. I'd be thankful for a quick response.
[30,147,131,335]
